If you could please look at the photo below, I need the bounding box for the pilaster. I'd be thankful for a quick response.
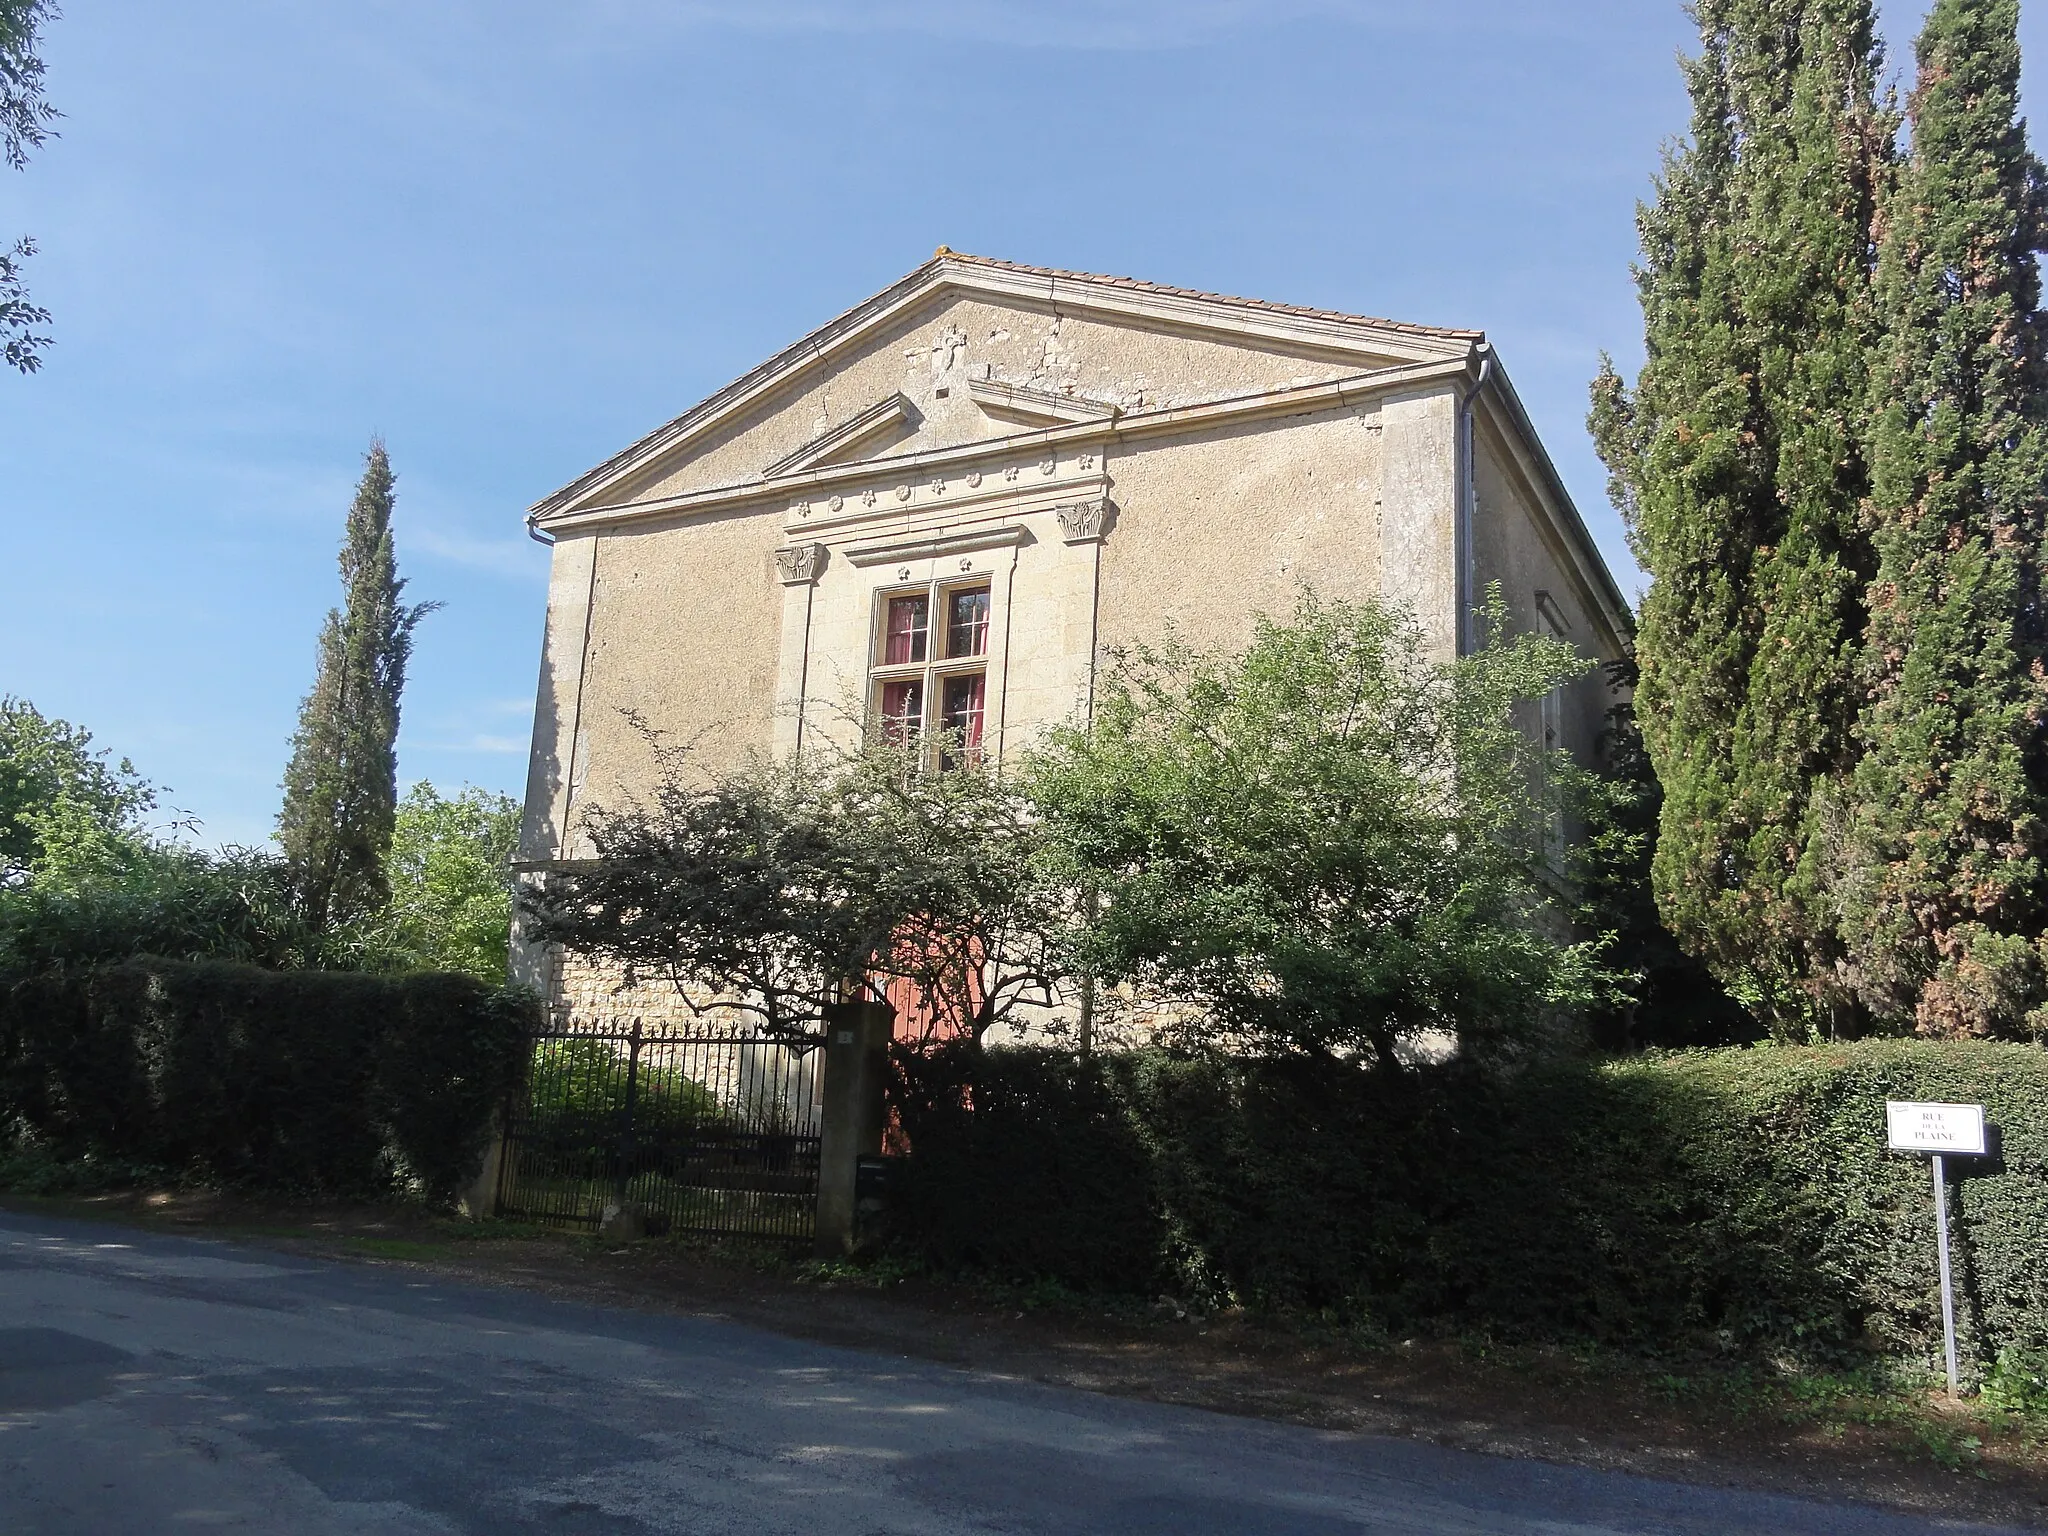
[1377,386,1461,661]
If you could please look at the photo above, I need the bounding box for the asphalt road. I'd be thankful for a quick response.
[0,1210,2024,1535]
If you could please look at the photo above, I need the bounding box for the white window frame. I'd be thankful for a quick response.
[867,575,994,767]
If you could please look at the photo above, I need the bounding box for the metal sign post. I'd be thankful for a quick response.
[1930,1154,1961,1395]
[1886,1101,1988,1397]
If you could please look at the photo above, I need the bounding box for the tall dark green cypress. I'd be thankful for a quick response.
[1589,3,1756,1001]
[277,442,436,932]
[1592,0,1889,1031]
[1721,0,1888,1029]
[1832,0,2048,1038]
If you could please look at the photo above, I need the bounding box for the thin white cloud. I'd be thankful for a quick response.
[407,524,547,582]
[413,733,529,755]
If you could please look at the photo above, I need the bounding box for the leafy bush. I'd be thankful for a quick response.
[521,738,1074,1048]
[1025,591,1616,1067]
[376,782,520,983]
[0,695,158,885]
[0,811,518,982]
[1983,1347,2048,1418]
[525,1035,724,1136]
[0,844,328,974]
[889,1039,2048,1369]
[0,957,536,1200]
[889,1044,1165,1290]
[3,695,522,985]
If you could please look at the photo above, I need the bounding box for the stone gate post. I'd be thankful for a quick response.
[458,1119,507,1220]
[814,999,894,1257]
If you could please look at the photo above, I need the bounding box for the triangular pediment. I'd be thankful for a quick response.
[761,393,918,476]
[532,252,1483,524]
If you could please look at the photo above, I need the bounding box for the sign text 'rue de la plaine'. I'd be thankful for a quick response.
[1885,1101,1989,1157]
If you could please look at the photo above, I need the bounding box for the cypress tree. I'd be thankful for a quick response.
[1576,660,1757,1050]
[1592,0,1889,1031]
[1831,0,2048,1037]
[277,442,437,933]
[1720,0,1889,1029]
[1588,2,1759,1004]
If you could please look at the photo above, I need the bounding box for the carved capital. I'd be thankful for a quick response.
[1054,498,1110,544]
[774,542,825,585]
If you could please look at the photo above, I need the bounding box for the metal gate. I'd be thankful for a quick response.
[495,1015,824,1243]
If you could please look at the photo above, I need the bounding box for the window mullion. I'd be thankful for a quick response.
[926,578,941,751]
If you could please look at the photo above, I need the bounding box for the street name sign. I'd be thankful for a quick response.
[1885,1101,1988,1156]
[1885,1100,1989,1396]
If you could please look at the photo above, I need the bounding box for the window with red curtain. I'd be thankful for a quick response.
[870,580,990,769]
[944,586,989,659]
[939,673,985,768]
[883,593,929,665]
[878,678,923,745]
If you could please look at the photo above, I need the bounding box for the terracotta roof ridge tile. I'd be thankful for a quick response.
[935,250,1485,342]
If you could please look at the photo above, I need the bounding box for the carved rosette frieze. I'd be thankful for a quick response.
[1054,498,1110,545]
[774,542,825,585]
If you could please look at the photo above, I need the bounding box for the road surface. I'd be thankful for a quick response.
[0,1209,2022,1534]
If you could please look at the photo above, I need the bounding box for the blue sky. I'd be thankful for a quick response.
[2,0,2038,848]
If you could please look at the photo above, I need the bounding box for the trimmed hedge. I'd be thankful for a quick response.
[0,957,537,1200]
[889,1041,2048,1369]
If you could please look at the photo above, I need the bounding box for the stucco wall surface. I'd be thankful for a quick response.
[1097,407,1385,662]
[1470,418,1626,766]
[519,393,1638,866]
[566,505,787,832]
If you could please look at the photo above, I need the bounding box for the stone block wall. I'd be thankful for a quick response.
[543,949,704,1028]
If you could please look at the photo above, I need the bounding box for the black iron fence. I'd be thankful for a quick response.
[495,1015,825,1243]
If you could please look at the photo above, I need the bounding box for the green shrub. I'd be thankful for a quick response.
[0,846,326,974]
[525,1035,724,1135]
[375,782,521,983]
[889,1045,1165,1291]
[1115,1050,1469,1315]
[888,1039,2048,1368]
[0,957,537,1200]
[1983,1347,2048,1417]
[372,969,540,1197]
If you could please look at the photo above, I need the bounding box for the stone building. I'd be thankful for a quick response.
[513,251,1632,1017]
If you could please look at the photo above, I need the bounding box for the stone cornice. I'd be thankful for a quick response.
[966,376,1119,426]
[529,257,1475,522]
[534,357,1468,538]
[787,464,1109,540]
[761,393,912,477]
[782,462,1114,548]
[841,523,1030,568]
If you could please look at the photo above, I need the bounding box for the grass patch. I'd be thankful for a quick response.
[1619,1352,2040,1475]
[423,1216,567,1243]
[0,1143,184,1196]
[342,1237,460,1263]
[794,1253,922,1289]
